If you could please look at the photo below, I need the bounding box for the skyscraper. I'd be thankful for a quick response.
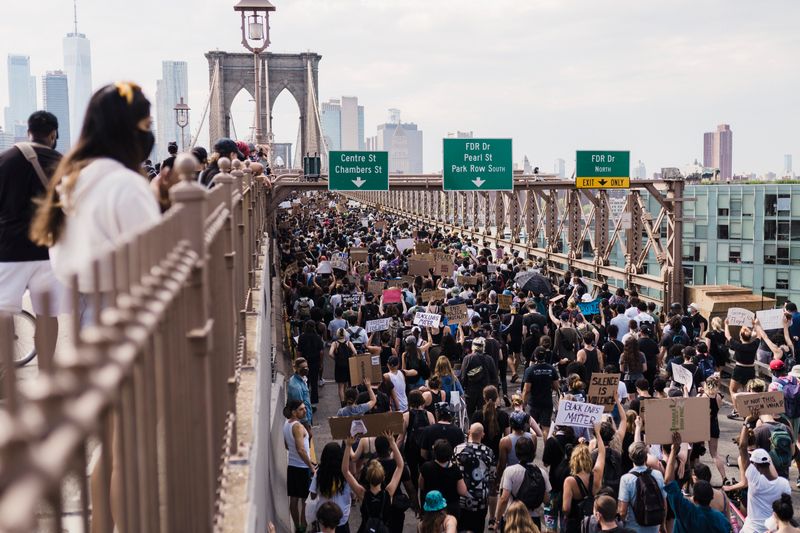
[320,98,341,151]
[634,160,647,179]
[42,71,71,150]
[372,109,423,174]
[703,124,733,180]
[63,0,92,142]
[339,96,364,150]
[784,154,793,176]
[155,61,188,161]
[554,158,566,177]
[4,55,37,138]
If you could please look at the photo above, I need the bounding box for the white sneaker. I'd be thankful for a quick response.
[319,378,326,387]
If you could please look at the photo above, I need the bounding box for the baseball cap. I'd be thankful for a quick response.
[472,337,485,349]
[750,448,772,465]
[688,302,699,312]
[769,359,786,371]
[404,335,417,346]
[213,137,245,160]
[423,490,447,512]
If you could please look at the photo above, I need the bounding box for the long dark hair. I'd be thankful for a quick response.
[404,339,420,368]
[482,385,499,440]
[316,442,345,498]
[622,337,643,373]
[31,82,152,246]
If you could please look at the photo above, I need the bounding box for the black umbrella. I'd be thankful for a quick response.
[515,270,554,297]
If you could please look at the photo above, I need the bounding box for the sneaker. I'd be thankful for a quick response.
[319,378,326,387]
[727,410,740,420]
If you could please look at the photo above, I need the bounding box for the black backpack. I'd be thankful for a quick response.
[514,464,546,510]
[631,469,666,526]
[359,491,389,533]
[463,354,489,390]
[592,448,622,496]
[573,473,595,517]
[407,409,430,449]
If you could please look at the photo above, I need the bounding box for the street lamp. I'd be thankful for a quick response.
[234,0,275,145]
[174,97,190,151]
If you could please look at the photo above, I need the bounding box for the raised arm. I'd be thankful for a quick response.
[385,431,405,497]
[664,431,681,484]
[592,422,606,494]
[724,319,732,341]
[615,399,628,442]
[342,437,366,500]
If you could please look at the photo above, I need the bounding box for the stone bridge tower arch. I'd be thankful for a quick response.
[206,51,321,163]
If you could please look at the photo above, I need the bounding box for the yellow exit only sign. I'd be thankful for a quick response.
[576,177,630,189]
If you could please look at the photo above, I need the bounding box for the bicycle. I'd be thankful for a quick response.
[12,310,38,367]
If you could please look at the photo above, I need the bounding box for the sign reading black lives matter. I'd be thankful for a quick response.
[554,400,604,429]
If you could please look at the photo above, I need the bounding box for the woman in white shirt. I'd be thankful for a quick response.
[30,82,161,533]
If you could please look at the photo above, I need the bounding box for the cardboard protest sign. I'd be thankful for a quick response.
[487,263,498,274]
[577,298,601,316]
[374,220,386,231]
[415,242,431,254]
[756,308,785,331]
[497,294,513,311]
[367,281,385,296]
[445,304,469,325]
[350,248,369,262]
[554,400,604,429]
[642,397,710,444]
[734,391,786,417]
[284,262,300,277]
[382,288,402,304]
[457,275,479,286]
[411,253,435,262]
[348,353,383,384]
[671,363,694,391]
[292,204,302,215]
[386,279,403,288]
[330,253,349,271]
[395,238,415,252]
[549,294,566,303]
[408,259,434,276]
[316,261,333,274]
[366,318,391,334]
[433,251,450,264]
[414,312,441,328]
[587,373,620,412]
[726,308,754,327]
[329,412,404,440]
[421,289,446,303]
[356,264,369,275]
[434,261,455,277]
[401,275,416,286]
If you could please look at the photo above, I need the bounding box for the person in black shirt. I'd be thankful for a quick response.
[419,439,467,521]
[0,111,63,370]
[724,319,760,418]
[522,347,560,435]
[637,324,660,389]
[687,303,708,339]
[297,319,325,404]
[601,324,623,374]
[419,404,465,460]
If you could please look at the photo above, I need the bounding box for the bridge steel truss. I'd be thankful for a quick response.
[268,174,686,307]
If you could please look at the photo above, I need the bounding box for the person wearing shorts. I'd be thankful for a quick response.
[724,319,760,419]
[522,347,560,435]
[0,111,64,371]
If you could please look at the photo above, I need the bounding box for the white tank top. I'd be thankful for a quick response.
[388,370,408,411]
[284,419,310,469]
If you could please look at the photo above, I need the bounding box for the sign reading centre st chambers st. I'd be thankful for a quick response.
[328,151,389,191]
[575,150,630,189]
[443,138,513,191]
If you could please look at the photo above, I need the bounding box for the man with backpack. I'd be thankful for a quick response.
[460,337,499,415]
[752,407,795,480]
[345,315,368,353]
[495,436,551,529]
[0,111,64,372]
[768,359,800,486]
[401,390,435,490]
[591,422,623,498]
[617,442,666,533]
[454,423,497,533]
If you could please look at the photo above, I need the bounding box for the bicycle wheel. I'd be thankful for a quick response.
[12,310,37,367]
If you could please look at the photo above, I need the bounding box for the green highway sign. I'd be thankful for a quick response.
[575,150,630,189]
[443,138,513,191]
[328,151,389,191]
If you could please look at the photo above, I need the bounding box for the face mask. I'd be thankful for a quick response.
[137,130,155,162]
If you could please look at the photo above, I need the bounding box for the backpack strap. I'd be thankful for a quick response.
[573,474,591,499]
[15,142,51,188]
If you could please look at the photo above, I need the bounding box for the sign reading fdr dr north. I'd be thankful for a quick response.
[576,150,630,189]
[328,151,389,191]
[443,138,513,191]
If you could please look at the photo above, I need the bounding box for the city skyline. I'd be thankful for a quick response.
[0,0,797,174]
[62,0,92,143]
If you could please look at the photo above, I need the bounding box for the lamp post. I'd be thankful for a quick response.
[174,97,190,151]
[234,0,275,146]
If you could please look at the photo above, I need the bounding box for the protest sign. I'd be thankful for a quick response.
[382,288,402,304]
[577,298,601,316]
[671,363,694,391]
[587,373,620,412]
[329,412,404,440]
[726,307,754,327]
[756,308,785,331]
[433,251,450,264]
[284,262,299,277]
[348,354,383,384]
[356,264,368,275]
[292,204,301,215]
[643,397,710,444]
[316,261,333,275]
[401,275,416,286]
[374,220,386,231]
[434,261,455,277]
[487,264,498,274]
[457,275,479,286]
[361,218,369,228]
[330,253,349,271]
[341,293,362,307]
[445,304,469,325]
[386,279,403,288]
[350,248,368,262]
[414,312,441,328]
[734,391,786,417]
[367,281,385,296]
[421,289,446,303]
[411,253,435,262]
[497,294,512,311]
[408,259,433,276]
[549,294,566,303]
[554,400,604,429]
[366,318,391,334]
[395,238,415,252]
[416,241,431,254]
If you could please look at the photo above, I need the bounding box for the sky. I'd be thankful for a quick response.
[1,0,798,175]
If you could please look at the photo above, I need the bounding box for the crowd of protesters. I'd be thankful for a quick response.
[278,195,799,533]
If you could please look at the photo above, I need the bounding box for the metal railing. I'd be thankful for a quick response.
[0,155,268,533]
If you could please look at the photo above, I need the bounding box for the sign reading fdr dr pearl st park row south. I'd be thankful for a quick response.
[328,151,389,191]
[443,138,513,191]
[575,150,631,189]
